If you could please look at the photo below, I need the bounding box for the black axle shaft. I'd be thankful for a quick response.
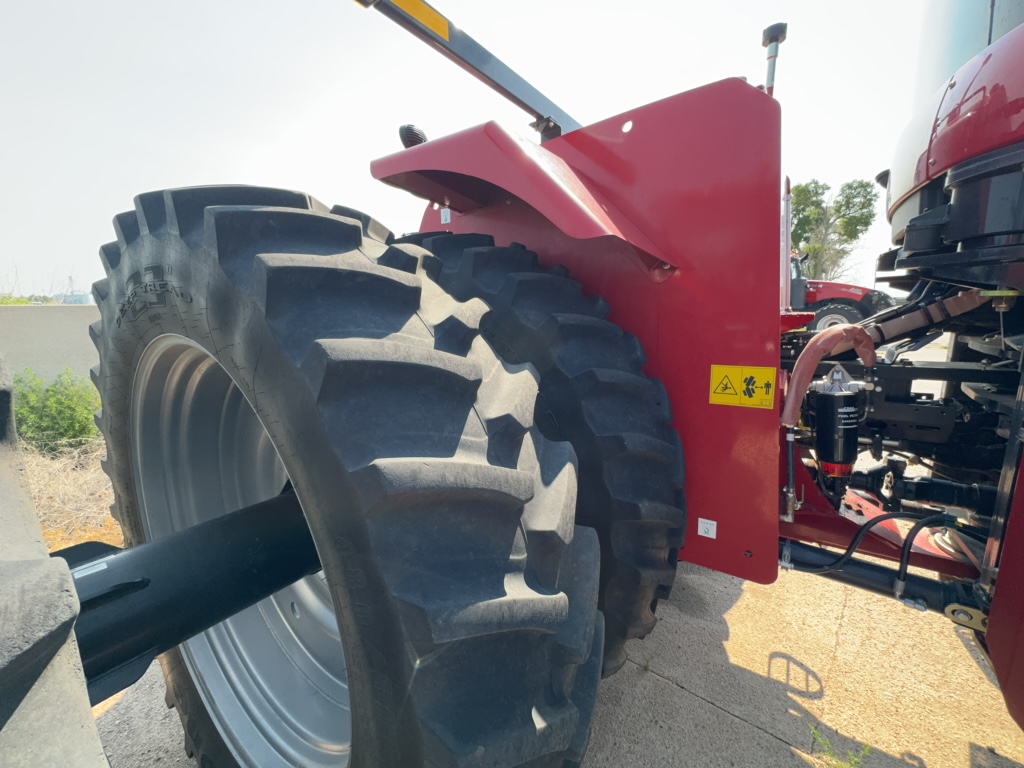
[60,492,320,704]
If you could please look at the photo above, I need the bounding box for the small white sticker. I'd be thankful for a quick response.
[72,560,109,579]
[440,208,452,225]
[697,518,717,539]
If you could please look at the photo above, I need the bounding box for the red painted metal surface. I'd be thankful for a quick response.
[374,79,784,583]
[372,122,673,276]
[805,280,870,305]
[988,454,1024,729]
[780,312,815,333]
[928,22,1024,184]
[888,21,1024,217]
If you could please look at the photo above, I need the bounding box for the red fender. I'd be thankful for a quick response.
[373,121,673,273]
[373,78,785,583]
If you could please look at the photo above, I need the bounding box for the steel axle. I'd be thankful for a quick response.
[56,492,320,704]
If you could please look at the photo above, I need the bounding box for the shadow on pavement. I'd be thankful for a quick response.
[585,562,973,767]
[95,563,1023,768]
[972,744,1024,767]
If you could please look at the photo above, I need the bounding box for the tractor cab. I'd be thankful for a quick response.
[790,251,896,329]
[790,252,810,309]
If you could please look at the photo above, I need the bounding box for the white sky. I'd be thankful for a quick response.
[0,0,925,296]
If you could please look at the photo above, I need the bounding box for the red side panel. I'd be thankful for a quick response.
[373,79,783,583]
[806,281,869,305]
[987,455,1024,727]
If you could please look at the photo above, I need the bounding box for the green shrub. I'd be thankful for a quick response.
[0,295,30,306]
[13,368,101,453]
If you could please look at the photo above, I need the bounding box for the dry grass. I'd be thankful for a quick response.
[18,438,128,715]
[19,439,124,551]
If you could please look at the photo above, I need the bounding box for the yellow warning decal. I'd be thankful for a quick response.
[392,0,450,40]
[709,365,777,410]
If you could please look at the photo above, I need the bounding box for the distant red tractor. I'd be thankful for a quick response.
[790,253,897,329]
[5,2,1024,767]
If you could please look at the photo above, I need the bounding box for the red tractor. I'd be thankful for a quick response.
[790,253,897,329]
[4,2,1024,767]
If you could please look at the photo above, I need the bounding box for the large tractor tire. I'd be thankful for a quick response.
[811,303,864,330]
[90,187,603,768]
[390,233,685,676]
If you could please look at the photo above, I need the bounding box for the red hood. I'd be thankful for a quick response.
[807,280,870,299]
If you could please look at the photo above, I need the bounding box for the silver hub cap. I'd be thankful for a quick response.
[129,335,351,767]
[816,312,852,329]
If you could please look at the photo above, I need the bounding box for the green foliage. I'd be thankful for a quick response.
[13,368,100,453]
[791,179,879,281]
[791,179,831,249]
[810,725,872,768]
[0,294,30,305]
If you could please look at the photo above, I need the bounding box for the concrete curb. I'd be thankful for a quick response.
[0,355,108,767]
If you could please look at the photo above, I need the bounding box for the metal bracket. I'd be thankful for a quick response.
[780,539,794,570]
[945,602,989,632]
[361,0,581,141]
[529,116,564,142]
[882,330,943,364]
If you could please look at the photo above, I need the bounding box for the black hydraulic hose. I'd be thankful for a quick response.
[786,540,962,614]
[906,280,930,304]
[894,513,955,599]
[859,280,938,326]
[791,512,928,575]
[783,539,973,614]
[856,281,959,344]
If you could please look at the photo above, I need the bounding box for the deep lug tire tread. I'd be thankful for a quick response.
[413,233,686,674]
[91,187,600,768]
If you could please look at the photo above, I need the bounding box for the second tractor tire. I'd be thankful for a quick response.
[811,303,864,330]
[395,233,686,675]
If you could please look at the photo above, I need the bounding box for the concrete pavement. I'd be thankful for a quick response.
[587,562,1024,767]
[97,560,1024,767]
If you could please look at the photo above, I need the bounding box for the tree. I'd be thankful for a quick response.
[791,178,878,280]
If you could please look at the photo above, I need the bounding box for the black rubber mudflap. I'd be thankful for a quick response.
[401,233,686,676]
[90,188,602,768]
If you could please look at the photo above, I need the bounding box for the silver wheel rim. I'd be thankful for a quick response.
[816,311,853,329]
[129,334,351,768]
